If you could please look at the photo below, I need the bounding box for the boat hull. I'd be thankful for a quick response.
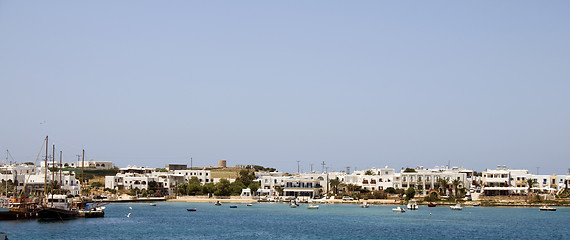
[0,210,39,220]
[78,210,105,218]
[38,208,78,221]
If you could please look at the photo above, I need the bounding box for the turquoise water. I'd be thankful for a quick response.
[1,202,568,239]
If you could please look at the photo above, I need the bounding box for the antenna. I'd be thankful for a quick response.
[296,161,300,174]
[321,161,326,173]
[346,166,350,174]
[310,164,313,172]
[536,167,540,175]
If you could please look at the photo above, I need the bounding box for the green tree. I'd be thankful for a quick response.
[202,183,215,195]
[451,179,462,197]
[214,179,231,196]
[187,177,202,195]
[403,168,416,173]
[438,178,450,196]
[364,170,374,175]
[329,179,341,194]
[248,182,260,194]
[405,187,416,200]
[177,182,188,195]
[236,170,256,187]
[527,178,537,195]
[384,187,396,194]
[229,181,246,196]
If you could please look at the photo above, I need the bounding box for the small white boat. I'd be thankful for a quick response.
[307,204,319,209]
[407,200,418,210]
[473,203,480,207]
[290,200,299,208]
[450,204,463,210]
[214,201,222,206]
[392,206,406,212]
[149,203,156,206]
[539,205,556,211]
[247,203,253,206]
[361,201,369,208]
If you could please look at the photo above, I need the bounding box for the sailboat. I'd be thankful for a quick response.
[0,148,43,220]
[38,138,79,220]
[38,194,79,220]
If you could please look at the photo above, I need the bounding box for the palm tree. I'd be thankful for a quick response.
[452,179,462,198]
[438,178,449,196]
[329,179,341,195]
[526,178,536,195]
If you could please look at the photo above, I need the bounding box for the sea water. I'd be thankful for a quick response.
[0,202,568,239]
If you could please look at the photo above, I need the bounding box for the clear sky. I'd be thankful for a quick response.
[1,1,569,174]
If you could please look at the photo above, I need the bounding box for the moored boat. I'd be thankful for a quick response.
[0,196,41,220]
[76,200,107,218]
[229,205,237,208]
[214,201,222,206]
[428,202,436,207]
[187,208,197,211]
[407,200,418,210]
[307,204,319,209]
[38,195,79,221]
[539,205,556,211]
[450,204,463,210]
[361,201,369,208]
[392,206,406,212]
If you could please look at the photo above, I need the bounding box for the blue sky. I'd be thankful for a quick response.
[1,1,569,174]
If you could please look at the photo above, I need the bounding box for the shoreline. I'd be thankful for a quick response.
[164,197,570,207]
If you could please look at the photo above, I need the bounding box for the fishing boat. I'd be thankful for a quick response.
[229,205,237,208]
[428,202,437,207]
[38,194,79,220]
[247,203,253,206]
[539,205,556,211]
[361,201,369,208]
[0,196,41,220]
[149,203,156,206]
[407,200,418,210]
[450,203,463,210]
[187,208,197,211]
[214,201,222,206]
[76,200,107,218]
[307,204,319,209]
[392,206,406,212]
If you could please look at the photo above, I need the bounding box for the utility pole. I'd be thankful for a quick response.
[536,167,540,175]
[310,164,313,172]
[190,156,193,170]
[321,161,326,173]
[296,161,300,174]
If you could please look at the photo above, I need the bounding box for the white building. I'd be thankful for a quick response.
[105,165,212,195]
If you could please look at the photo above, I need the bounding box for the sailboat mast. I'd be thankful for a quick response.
[44,136,48,203]
[5,150,7,197]
[81,149,84,196]
[51,144,55,207]
[59,151,62,194]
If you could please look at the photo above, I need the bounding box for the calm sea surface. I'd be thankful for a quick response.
[1,202,568,239]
